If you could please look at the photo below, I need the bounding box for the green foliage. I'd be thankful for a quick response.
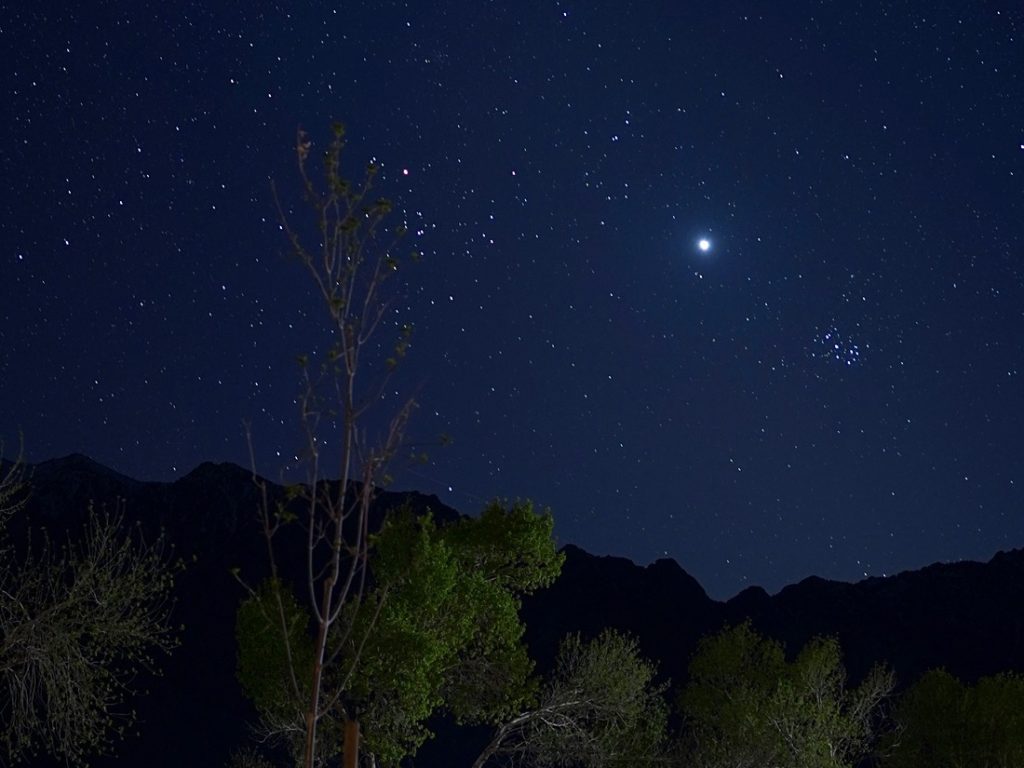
[340,510,463,764]
[882,669,1024,768]
[681,622,786,767]
[443,500,565,593]
[344,501,563,765]
[235,500,564,767]
[439,501,563,724]
[236,578,314,726]
[680,622,893,768]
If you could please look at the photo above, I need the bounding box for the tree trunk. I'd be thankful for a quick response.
[343,718,359,768]
[304,578,335,768]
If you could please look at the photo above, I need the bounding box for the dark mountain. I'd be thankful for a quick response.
[523,542,1024,696]
[725,554,1024,684]
[11,455,1024,767]
[521,545,720,679]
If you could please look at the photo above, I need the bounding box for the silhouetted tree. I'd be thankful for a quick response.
[882,669,1024,768]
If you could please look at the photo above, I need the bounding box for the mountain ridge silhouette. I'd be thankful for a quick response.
[13,454,1024,767]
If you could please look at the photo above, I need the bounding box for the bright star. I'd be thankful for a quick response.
[698,238,711,252]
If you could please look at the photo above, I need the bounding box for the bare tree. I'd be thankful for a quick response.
[241,122,419,768]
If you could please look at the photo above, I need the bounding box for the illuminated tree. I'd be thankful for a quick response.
[240,120,629,768]
[0,440,179,764]
[680,622,893,768]
[471,628,669,768]
[236,501,563,767]
[238,121,420,768]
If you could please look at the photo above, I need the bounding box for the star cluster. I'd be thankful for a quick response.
[1,2,1022,597]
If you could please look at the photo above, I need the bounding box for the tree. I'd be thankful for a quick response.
[346,500,563,764]
[882,669,1024,768]
[680,622,788,768]
[240,121,422,768]
[679,622,894,768]
[236,500,564,767]
[0,441,179,764]
[471,629,669,768]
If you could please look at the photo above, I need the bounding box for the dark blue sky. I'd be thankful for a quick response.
[2,2,1022,598]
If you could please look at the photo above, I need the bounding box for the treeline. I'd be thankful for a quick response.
[672,622,1024,768]
[228,495,1024,768]
[3,442,1023,767]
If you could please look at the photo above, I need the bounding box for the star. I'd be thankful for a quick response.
[698,238,711,252]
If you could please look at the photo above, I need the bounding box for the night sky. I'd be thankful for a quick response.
[3,2,1023,599]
